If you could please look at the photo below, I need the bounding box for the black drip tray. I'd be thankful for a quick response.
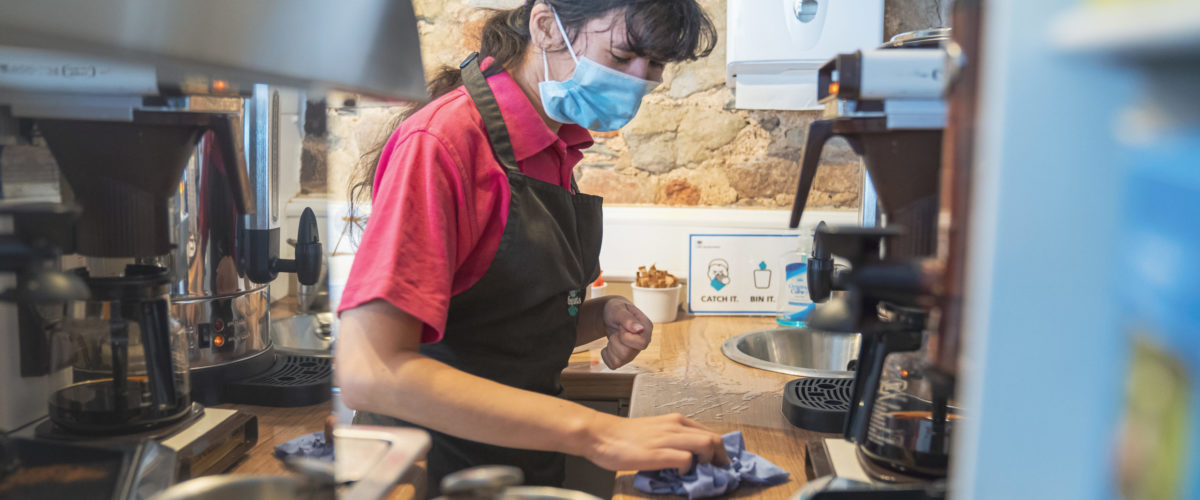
[782,377,853,433]
[223,354,332,407]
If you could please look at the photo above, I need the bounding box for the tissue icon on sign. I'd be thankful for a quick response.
[753,261,772,289]
[708,259,731,291]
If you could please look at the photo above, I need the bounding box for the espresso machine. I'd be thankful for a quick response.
[0,1,425,496]
[778,27,974,500]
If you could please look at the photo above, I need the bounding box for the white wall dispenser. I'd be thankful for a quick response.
[727,0,884,110]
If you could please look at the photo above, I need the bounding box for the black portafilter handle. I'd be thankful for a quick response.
[806,223,903,303]
[271,207,323,286]
[808,222,835,302]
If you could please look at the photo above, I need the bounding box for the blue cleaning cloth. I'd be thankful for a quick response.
[274,431,334,462]
[633,431,790,499]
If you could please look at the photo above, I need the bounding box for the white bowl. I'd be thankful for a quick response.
[631,284,682,323]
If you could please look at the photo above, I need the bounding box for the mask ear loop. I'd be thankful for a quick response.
[550,7,579,64]
[541,5,579,84]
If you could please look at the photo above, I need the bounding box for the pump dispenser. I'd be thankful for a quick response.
[777,233,815,327]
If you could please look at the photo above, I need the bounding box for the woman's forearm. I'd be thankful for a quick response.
[336,301,603,456]
[336,300,727,473]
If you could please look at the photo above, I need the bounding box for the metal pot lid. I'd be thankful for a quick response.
[436,465,603,500]
[498,486,605,500]
[433,486,603,500]
[883,28,953,48]
[148,475,318,500]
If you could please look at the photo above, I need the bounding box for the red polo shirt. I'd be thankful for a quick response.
[337,65,594,343]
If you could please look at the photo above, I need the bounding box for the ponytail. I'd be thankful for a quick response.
[350,0,716,207]
[427,3,535,98]
[350,2,536,207]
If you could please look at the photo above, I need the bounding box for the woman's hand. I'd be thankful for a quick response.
[580,412,730,474]
[600,297,653,369]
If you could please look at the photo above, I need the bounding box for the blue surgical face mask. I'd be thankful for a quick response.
[538,9,660,132]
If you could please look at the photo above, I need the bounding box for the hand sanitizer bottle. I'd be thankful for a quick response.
[777,233,815,328]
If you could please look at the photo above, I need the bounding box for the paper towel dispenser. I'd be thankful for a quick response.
[726,0,883,110]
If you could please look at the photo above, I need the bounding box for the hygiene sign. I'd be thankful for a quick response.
[688,233,802,315]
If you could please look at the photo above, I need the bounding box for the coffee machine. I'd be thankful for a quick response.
[780,28,972,500]
[0,1,425,496]
[0,53,282,482]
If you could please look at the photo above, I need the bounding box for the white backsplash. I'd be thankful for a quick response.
[284,198,858,310]
[598,206,858,282]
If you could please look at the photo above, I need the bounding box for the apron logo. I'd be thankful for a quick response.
[567,289,583,316]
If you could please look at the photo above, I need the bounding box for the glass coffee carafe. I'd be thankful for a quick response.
[859,330,960,478]
[844,304,959,480]
[50,265,192,434]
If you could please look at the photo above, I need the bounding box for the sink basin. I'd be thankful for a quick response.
[722,327,860,378]
[270,313,333,356]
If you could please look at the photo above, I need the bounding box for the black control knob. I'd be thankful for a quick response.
[272,208,322,286]
[242,207,323,286]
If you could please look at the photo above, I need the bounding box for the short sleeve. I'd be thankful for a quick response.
[337,130,471,343]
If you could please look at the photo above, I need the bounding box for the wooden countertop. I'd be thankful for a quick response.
[218,402,425,498]
[219,402,329,476]
[221,315,826,499]
[566,315,835,499]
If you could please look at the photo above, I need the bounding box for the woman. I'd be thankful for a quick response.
[336,0,728,494]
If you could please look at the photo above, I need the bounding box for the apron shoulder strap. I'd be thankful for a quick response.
[460,53,519,171]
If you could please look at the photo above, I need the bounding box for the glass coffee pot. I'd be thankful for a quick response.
[846,304,959,480]
[801,224,962,482]
[50,265,192,434]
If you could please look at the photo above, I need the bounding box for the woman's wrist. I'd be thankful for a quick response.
[561,406,610,458]
[577,295,621,345]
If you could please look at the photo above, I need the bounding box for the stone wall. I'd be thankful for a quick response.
[318,0,947,209]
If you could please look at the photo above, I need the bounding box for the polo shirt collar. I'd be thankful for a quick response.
[485,70,594,161]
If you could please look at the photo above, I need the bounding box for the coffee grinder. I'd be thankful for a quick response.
[779,28,968,500]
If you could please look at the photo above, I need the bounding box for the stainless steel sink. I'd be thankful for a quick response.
[721,327,860,378]
[270,312,333,356]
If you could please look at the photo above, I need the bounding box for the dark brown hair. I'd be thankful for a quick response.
[349,0,717,206]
